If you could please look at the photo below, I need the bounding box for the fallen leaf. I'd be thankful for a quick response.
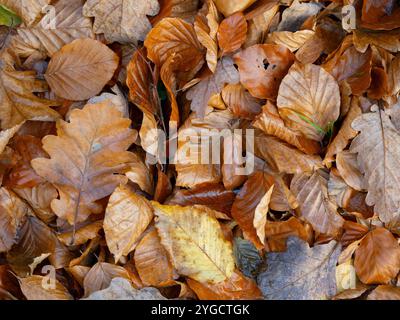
[266,30,315,52]
[277,1,322,32]
[14,0,94,58]
[353,29,400,54]
[290,170,344,235]
[253,185,274,244]
[104,184,153,262]
[336,151,366,191]
[166,183,235,215]
[255,133,323,174]
[83,262,131,297]
[83,0,159,44]
[221,84,262,119]
[354,228,400,285]
[186,57,239,117]
[264,217,313,252]
[151,0,199,25]
[0,187,27,253]
[58,220,103,246]
[217,12,247,57]
[187,270,262,300]
[0,0,49,26]
[0,49,60,128]
[153,202,235,283]
[277,62,341,141]
[31,102,136,226]
[234,44,295,99]
[84,277,165,300]
[350,107,400,225]
[20,275,73,300]
[253,102,320,155]
[367,285,400,300]
[213,0,256,17]
[45,38,119,101]
[361,0,395,24]
[257,237,341,300]
[134,228,177,287]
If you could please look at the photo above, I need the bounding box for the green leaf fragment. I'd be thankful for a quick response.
[0,5,22,27]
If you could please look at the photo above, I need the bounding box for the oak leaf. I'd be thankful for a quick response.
[257,237,341,300]
[31,102,137,226]
[350,107,400,224]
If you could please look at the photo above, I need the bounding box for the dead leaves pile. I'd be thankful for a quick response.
[0,0,400,301]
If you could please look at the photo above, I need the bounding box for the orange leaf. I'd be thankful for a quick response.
[217,12,248,56]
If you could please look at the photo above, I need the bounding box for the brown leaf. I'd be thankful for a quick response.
[350,107,400,225]
[277,62,341,141]
[324,101,361,167]
[367,285,400,300]
[266,30,315,52]
[58,220,103,246]
[336,151,365,192]
[255,133,323,174]
[0,49,60,129]
[166,183,235,215]
[213,0,256,17]
[194,1,219,73]
[221,84,262,119]
[253,102,320,155]
[45,38,119,101]
[144,17,204,81]
[354,228,400,284]
[341,220,369,247]
[290,170,344,235]
[264,217,313,252]
[353,29,400,53]
[154,169,172,203]
[0,188,27,253]
[234,44,295,100]
[20,275,73,300]
[104,184,154,262]
[83,262,131,297]
[125,152,154,195]
[186,57,239,117]
[231,171,275,249]
[13,0,94,58]
[323,41,372,96]
[0,0,50,26]
[361,0,395,24]
[31,102,136,226]
[83,0,159,44]
[368,67,389,100]
[217,12,247,57]
[151,0,199,25]
[7,214,71,276]
[134,228,177,287]
[253,185,274,244]
[187,270,262,300]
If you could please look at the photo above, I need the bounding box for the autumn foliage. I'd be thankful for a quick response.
[0,0,400,301]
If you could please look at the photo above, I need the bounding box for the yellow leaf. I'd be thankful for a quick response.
[153,202,235,283]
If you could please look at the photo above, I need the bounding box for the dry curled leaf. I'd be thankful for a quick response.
[153,202,235,284]
[31,102,136,226]
[45,38,119,101]
[104,184,154,263]
[0,49,60,129]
